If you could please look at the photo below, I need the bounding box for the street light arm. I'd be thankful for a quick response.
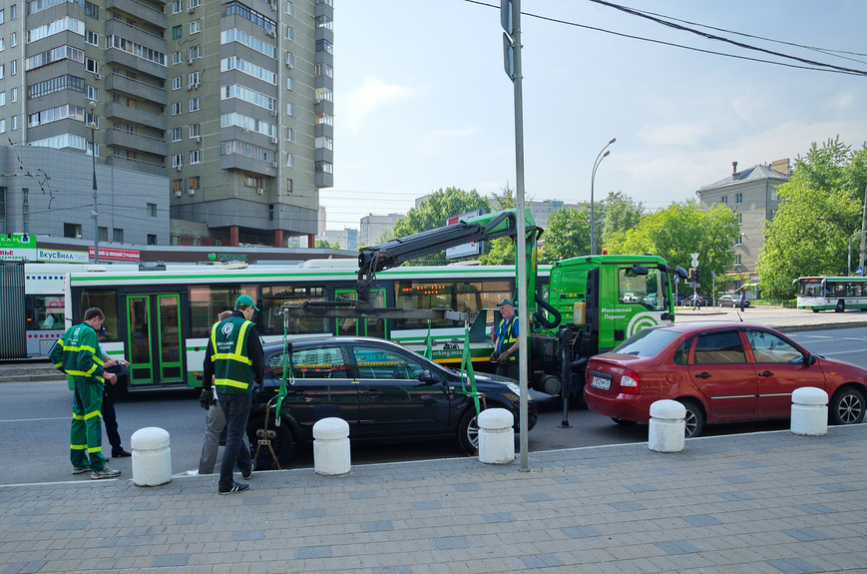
[590,139,615,256]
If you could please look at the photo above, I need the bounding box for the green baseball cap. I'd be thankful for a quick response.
[496,299,515,307]
[235,295,259,311]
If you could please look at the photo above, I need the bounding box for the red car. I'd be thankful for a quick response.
[584,322,867,437]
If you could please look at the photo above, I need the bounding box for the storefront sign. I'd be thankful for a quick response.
[38,248,89,263]
[0,234,37,261]
[208,252,248,261]
[88,246,141,262]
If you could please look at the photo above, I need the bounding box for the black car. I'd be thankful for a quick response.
[718,294,750,308]
[247,337,537,468]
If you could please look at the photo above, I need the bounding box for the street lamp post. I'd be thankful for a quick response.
[89,101,99,264]
[590,138,615,256]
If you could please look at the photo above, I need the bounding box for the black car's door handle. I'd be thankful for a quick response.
[758,371,774,377]
[694,373,712,379]
[366,389,382,396]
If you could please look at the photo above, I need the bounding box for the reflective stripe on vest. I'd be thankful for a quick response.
[210,319,254,391]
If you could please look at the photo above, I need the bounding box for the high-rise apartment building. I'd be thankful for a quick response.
[2,0,331,247]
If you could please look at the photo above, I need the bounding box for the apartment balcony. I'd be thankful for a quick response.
[106,0,167,29]
[314,122,333,139]
[220,153,277,178]
[105,103,167,131]
[314,1,333,20]
[106,128,168,157]
[105,155,166,177]
[106,48,167,80]
[106,73,167,106]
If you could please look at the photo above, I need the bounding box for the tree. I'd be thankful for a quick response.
[600,191,645,252]
[539,206,591,264]
[610,200,738,290]
[390,187,491,266]
[314,238,341,249]
[757,138,867,299]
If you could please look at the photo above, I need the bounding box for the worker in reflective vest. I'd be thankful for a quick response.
[202,295,264,494]
[492,299,520,380]
[50,306,122,480]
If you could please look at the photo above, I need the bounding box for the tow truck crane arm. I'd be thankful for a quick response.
[356,209,541,303]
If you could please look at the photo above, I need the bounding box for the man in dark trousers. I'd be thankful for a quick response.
[739,291,747,312]
[96,325,132,459]
[202,295,264,494]
[50,307,121,479]
[491,299,520,380]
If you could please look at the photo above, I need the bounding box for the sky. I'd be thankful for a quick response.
[322,0,867,230]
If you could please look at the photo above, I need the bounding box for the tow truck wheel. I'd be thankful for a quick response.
[246,415,294,470]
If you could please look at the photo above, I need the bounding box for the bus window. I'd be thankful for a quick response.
[80,289,119,339]
[457,280,510,334]
[395,281,453,330]
[260,285,329,336]
[189,286,256,337]
[25,295,65,331]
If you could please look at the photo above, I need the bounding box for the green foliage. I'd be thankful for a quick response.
[608,200,738,292]
[757,138,867,299]
[314,238,341,249]
[600,191,645,251]
[539,207,591,264]
[390,187,491,266]
[480,184,517,265]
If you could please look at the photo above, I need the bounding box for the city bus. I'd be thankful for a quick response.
[794,276,867,313]
[64,263,540,389]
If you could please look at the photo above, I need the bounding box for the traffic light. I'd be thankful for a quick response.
[694,269,701,284]
[688,268,696,283]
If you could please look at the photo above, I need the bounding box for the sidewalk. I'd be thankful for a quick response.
[2,425,866,573]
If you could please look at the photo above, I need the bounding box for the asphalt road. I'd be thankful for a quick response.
[2,325,865,487]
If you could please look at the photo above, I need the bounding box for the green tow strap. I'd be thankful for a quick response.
[273,317,290,425]
[423,321,433,360]
[459,319,481,417]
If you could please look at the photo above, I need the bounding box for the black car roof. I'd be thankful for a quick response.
[263,336,414,354]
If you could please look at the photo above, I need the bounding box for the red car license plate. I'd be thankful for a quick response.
[591,376,611,391]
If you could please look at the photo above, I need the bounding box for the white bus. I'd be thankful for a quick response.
[794,276,867,313]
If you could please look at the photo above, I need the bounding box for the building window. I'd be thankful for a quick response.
[735,193,743,204]
[286,127,293,141]
[285,27,293,41]
[188,71,201,85]
[737,213,743,224]
[85,30,100,46]
[172,102,182,115]
[285,1,293,15]
[147,203,157,217]
[10,4,16,19]
[314,136,332,150]
[172,154,183,168]
[315,39,332,54]
[720,196,728,205]
[113,229,123,243]
[98,226,108,241]
[315,161,332,174]
[189,0,200,7]
[316,15,332,29]
[314,63,333,78]
[172,51,183,65]
[189,176,199,190]
[190,20,201,34]
[189,45,202,60]
[172,0,183,14]
[172,25,182,40]
[189,123,201,138]
[189,149,201,164]
[11,33,17,47]
[734,254,742,265]
[189,97,200,112]
[735,234,743,246]
[285,154,293,167]
[85,1,99,18]
[286,77,293,91]
[244,174,263,188]
[11,117,17,131]
[64,223,82,238]
[286,103,293,116]
[170,127,182,141]
[315,112,333,126]
[286,178,292,193]
[85,86,98,101]
[771,188,779,201]
[147,234,157,245]
[0,119,6,133]
[12,88,18,102]
[172,77,182,90]
[172,179,183,193]
[85,58,99,74]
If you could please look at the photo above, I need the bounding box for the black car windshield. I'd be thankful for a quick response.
[612,328,680,357]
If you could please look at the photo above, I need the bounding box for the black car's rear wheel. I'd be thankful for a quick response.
[247,414,294,470]
[457,409,481,455]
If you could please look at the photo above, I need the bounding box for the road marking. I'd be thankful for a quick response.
[818,350,865,356]
[0,417,69,423]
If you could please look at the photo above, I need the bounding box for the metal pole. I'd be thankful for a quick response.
[90,102,99,264]
[860,183,867,273]
[511,0,530,472]
[590,139,615,256]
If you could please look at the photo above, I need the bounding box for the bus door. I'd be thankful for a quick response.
[334,288,386,339]
[125,294,184,386]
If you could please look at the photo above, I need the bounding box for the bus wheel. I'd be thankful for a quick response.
[812,308,820,313]
[835,300,845,313]
[246,415,294,470]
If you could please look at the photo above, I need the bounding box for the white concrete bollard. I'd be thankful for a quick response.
[791,387,828,436]
[648,400,686,453]
[131,427,172,487]
[313,417,351,475]
[478,408,515,464]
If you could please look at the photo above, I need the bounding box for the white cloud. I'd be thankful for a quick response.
[343,77,414,134]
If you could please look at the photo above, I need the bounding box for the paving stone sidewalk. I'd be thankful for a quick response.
[2,425,866,574]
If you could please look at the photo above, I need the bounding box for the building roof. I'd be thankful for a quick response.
[699,164,789,193]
